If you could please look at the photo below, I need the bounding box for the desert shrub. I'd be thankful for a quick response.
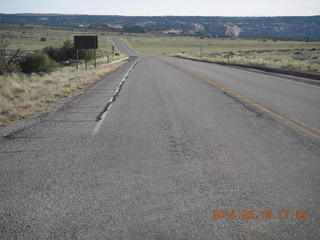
[40,37,47,42]
[5,63,21,73]
[0,40,22,75]
[43,40,93,63]
[0,58,21,75]
[43,40,74,62]
[42,46,58,61]
[280,60,295,70]
[60,40,75,61]
[20,53,58,74]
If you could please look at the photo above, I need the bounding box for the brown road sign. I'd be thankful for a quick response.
[74,36,98,70]
[74,36,98,49]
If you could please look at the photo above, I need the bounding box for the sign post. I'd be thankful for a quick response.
[74,36,98,70]
[85,49,88,70]
[112,45,115,60]
[76,49,79,70]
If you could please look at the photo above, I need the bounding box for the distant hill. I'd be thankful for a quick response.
[0,14,319,40]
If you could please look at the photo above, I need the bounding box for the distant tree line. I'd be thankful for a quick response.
[0,14,319,40]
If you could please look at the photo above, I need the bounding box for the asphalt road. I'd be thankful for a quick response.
[1,40,319,239]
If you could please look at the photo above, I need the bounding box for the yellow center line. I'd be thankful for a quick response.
[290,119,320,135]
[164,60,320,141]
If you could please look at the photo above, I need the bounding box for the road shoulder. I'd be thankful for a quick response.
[0,58,131,138]
[173,56,320,86]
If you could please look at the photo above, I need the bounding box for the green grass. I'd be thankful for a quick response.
[125,35,320,75]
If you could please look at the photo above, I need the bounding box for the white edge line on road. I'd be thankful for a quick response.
[92,59,139,136]
[111,57,129,64]
[259,74,320,89]
[172,57,320,89]
[225,65,320,89]
[217,63,320,89]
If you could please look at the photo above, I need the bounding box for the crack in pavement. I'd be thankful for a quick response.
[95,80,125,122]
[92,58,139,135]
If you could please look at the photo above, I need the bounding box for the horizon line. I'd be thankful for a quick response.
[0,13,320,18]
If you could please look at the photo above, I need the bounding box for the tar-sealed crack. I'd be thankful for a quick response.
[95,57,139,122]
[96,80,126,121]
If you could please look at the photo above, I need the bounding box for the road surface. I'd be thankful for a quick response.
[1,40,319,239]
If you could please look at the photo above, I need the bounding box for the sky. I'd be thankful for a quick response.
[0,0,319,16]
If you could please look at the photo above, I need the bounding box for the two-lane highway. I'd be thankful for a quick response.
[0,40,319,239]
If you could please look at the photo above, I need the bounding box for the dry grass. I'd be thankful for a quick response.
[0,58,127,126]
[0,22,127,126]
[125,36,320,55]
[0,22,121,58]
[176,48,320,75]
